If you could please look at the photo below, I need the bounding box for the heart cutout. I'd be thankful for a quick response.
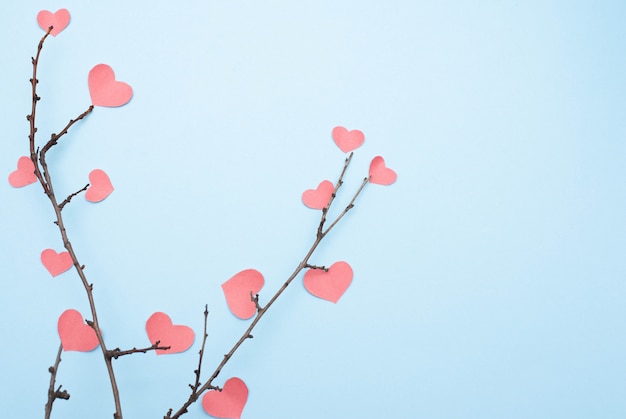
[332,126,364,153]
[37,9,71,36]
[8,156,37,188]
[41,249,72,277]
[302,180,334,209]
[145,312,195,355]
[303,261,353,303]
[88,64,133,107]
[58,309,99,352]
[202,377,248,419]
[85,169,114,202]
[221,269,264,320]
[369,156,397,185]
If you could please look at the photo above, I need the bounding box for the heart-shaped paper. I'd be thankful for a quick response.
[41,249,72,277]
[369,156,397,185]
[221,269,264,320]
[332,126,364,153]
[302,180,334,209]
[37,9,70,36]
[202,377,248,419]
[58,309,99,352]
[8,156,37,188]
[88,64,133,107]
[303,261,353,303]
[146,312,195,355]
[85,169,114,202]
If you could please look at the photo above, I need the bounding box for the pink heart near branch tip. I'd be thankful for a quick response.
[58,309,99,352]
[145,312,195,355]
[85,169,114,202]
[202,377,249,419]
[303,261,353,303]
[221,269,265,319]
[369,156,397,185]
[41,249,72,277]
[332,126,364,153]
[8,156,37,188]
[37,9,70,36]
[302,180,334,209]
[88,64,133,107]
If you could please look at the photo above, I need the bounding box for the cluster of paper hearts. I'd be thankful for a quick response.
[145,312,195,355]
[202,377,249,419]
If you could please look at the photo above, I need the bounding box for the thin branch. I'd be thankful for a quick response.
[107,341,171,359]
[317,152,353,238]
[166,154,367,418]
[41,106,94,157]
[190,306,210,394]
[304,263,328,271]
[59,183,89,210]
[44,343,70,419]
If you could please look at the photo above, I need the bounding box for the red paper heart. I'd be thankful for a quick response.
[8,156,37,188]
[58,309,99,352]
[37,9,70,36]
[303,261,353,303]
[41,249,72,277]
[369,156,397,185]
[221,269,264,320]
[145,312,195,355]
[302,180,334,209]
[202,377,248,419]
[332,126,364,153]
[85,169,114,202]
[88,64,133,107]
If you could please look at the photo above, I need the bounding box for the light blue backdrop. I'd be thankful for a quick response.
[1,1,625,418]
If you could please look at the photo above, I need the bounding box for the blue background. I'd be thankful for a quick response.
[1,1,625,418]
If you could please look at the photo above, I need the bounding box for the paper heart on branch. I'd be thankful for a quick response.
[37,9,70,36]
[302,180,334,209]
[332,126,364,153]
[85,169,114,202]
[88,64,133,107]
[58,309,99,352]
[369,156,397,185]
[8,156,37,188]
[303,261,353,303]
[202,377,249,419]
[41,249,72,277]
[221,269,264,320]
[145,312,195,355]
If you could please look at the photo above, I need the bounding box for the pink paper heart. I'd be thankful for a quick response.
[145,312,195,355]
[37,9,70,36]
[8,156,37,188]
[221,269,264,320]
[302,180,334,209]
[88,64,133,107]
[368,156,397,185]
[41,249,72,277]
[332,126,364,153]
[202,377,248,419]
[85,169,114,202]
[303,261,353,303]
[58,309,99,352]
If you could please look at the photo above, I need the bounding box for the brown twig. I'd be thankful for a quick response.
[165,154,369,418]
[59,183,90,210]
[44,343,70,419]
[107,341,171,359]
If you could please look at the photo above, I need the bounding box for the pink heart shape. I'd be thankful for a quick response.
[303,261,353,303]
[8,156,37,188]
[302,180,334,209]
[145,312,195,355]
[369,156,397,186]
[202,377,248,419]
[221,269,264,320]
[37,9,71,36]
[41,249,72,277]
[332,126,364,153]
[85,169,114,202]
[58,309,99,352]
[88,64,133,107]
